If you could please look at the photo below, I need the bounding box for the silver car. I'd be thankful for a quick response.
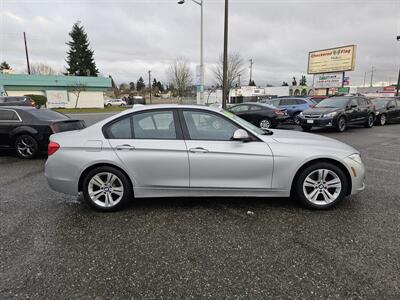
[45,105,365,211]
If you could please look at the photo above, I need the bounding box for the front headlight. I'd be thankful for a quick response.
[323,112,338,118]
[348,153,362,164]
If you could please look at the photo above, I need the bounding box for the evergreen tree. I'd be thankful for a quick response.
[299,75,307,86]
[66,21,98,76]
[282,81,289,86]
[0,61,11,71]
[292,77,297,86]
[249,80,256,86]
[152,78,158,89]
[129,82,135,91]
[136,77,145,91]
[157,81,164,92]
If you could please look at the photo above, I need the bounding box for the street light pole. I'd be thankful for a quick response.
[178,0,204,104]
[148,70,152,104]
[222,0,229,109]
[396,35,400,96]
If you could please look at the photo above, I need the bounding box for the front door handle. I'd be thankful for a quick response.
[116,144,135,151]
[189,147,209,153]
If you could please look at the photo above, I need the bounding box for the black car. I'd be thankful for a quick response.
[0,107,86,159]
[228,102,289,129]
[371,97,400,126]
[299,96,376,132]
[0,96,35,107]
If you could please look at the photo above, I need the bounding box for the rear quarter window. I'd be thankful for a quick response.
[0,110,19,121]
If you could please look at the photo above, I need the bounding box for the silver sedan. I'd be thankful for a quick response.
[45,105,365,211]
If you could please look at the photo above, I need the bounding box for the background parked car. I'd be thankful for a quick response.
[0,96,36,107]
[228,102,289,129]
[104,98,127,107]
[299,96,376,132]
[265,97,316,125]
[0,107,86,159]
[371,97,400,126]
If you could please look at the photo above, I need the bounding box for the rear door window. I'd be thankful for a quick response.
[132,111,176,140]
[280,99,296,105]
[230,105,249,112]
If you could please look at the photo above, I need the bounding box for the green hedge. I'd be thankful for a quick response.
[25,94,47,107]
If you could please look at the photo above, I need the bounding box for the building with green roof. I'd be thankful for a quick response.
[0,73,112,108]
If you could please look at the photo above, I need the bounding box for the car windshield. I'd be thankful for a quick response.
[221,109,271,135]
[27,109,69,120]
[315,97,350,108]
[372,98,391,107]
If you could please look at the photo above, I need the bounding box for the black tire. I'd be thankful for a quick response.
[377,114,386,126]
[259,118,272,129]
[336,116,347,132]
[301,125,312,132]
[364,113,375,128]
[106,103,112,107]
[14,134,39,159]
[293,112,301,125]
[82,166,132,212]
[294,162,348,210]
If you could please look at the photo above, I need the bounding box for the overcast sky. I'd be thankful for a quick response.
[1,0,399,87]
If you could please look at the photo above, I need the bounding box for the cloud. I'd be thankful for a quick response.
[1,0,399,86]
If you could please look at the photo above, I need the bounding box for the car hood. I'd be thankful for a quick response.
[302,107,343,115]
[259,129,358,154]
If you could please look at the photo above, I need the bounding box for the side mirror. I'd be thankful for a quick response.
[232,129,250,142]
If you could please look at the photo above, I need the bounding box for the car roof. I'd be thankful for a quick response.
[0,106,37,110]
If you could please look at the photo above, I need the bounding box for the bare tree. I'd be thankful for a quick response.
[214,51,246,90]
[167,57,193,98]
[69,83,87,108]
[30,63,57,75]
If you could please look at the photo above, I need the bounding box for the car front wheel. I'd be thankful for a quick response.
[82,167,132,212]
[336,117,347,132]
[15,134,39,159]
[294,162,348,209]
[293,112,301,125]
[364,114,375,128]
[377,114,386,126]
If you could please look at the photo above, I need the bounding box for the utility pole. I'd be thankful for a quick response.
[363,71,367,87]
[148,70,152,104]
[370,66,375,87]
[23,32,31,75]
[238,74,241,87]
[222,0,229,109]
[396,35,400,96]
[249,59,253,85]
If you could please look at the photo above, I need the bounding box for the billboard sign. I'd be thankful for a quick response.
[313,72,344,88]
[46,90,69,108]
[308,45,357,74]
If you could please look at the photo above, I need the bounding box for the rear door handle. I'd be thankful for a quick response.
[116,144,135,151]
[189,147,209,153]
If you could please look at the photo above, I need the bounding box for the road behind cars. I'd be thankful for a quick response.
[1,114,400,298]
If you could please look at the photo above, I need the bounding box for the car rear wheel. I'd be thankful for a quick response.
[106,103,112,107]
[259,118,272,129]
[336,117,347,132]
[377,114,387,126]
[293,112,301,125]
[364,114,375,128]
[15,134,39,159]
[294,162,348,209]
[82,166,132,212]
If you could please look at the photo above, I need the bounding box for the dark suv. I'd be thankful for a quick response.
[299,96,376,132]
[0,96,35,107]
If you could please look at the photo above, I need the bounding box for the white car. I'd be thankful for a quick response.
[45,105,365,212]
[104,98,127,107]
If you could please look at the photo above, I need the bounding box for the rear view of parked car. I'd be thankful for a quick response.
[0,96,36,107]
[228,102,289,129]
[371,97,400,126]
[267,97,315,125]
[0,107,86,159]
[299,96,376,132]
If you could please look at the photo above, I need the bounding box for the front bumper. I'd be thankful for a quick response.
[299,117,335,127]
[343,156,366,195]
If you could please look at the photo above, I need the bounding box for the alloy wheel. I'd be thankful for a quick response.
[293,114,301,125]
[368,114,374,127]
[88,172,124,208]
[16,136,37,158]
[338,118,346,132]
[380,114,386,126]
[302,169,342,206]
[260,119,271,129]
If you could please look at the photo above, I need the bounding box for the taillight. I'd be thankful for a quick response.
[274,110,285,116]
[48,141,60,156]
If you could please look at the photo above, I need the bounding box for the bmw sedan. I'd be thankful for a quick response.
[45,105,365,211]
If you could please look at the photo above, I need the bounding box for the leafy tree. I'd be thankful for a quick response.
[214,51,246,90]
[282,81,289,86]
[68,82,87,108]
[299,75,307,86]
[157,81,164,92]
[30,63,57,75]
[129,82,135,91]
[136,77,146,91]
[167,57,193,98]
[25,94,47,107]
[119,83,129,91]
[0,61,11,71]
[292,77,297,86]
[65,21,99,76]
[152,78,158,89]
[249,80,256,86]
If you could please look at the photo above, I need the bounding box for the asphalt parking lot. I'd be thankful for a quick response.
[1,113,400,299]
